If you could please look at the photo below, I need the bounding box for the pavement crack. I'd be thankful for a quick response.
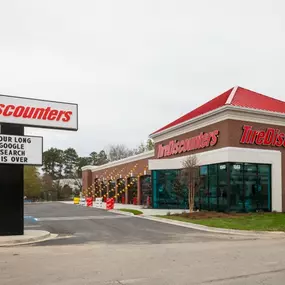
[199,267,285,284]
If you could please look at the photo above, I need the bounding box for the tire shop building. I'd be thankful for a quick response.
[83,86,285,212]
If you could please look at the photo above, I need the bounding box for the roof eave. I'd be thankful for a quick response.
[150,105,285,139]
[149,105,230,139]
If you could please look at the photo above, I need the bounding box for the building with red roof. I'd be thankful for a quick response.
[83,86,285,212]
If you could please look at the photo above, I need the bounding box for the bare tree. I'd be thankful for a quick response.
[107,144,134,161]
[180,155,200,212]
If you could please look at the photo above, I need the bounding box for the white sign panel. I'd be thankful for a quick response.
[0,95,78,130]
[0,134,43,165]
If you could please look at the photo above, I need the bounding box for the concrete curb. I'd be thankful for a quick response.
[109,209,135,216]
[0,230,53,247]
[136,215,285,237]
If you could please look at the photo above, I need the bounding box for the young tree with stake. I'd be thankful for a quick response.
[181,155,200,212]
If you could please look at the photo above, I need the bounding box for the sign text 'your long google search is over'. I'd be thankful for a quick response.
[0,134,43,165]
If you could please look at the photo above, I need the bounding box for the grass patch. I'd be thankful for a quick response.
[156,212,285,231]
[119,208,143,215]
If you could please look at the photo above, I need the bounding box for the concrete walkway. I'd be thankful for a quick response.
[61,201,189,216]
[0,230,52,247]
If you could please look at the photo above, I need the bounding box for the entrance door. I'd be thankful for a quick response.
[244,163,257,211]
[257,164,271,211]
[217,164,228,211]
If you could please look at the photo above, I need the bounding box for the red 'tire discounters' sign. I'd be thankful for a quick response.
[0,95,78,130]
[240,125,285,146]
[157,130,219,158]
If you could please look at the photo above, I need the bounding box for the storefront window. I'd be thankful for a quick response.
[258,165,271,211]
[218,164,228,211]
[197,166,208,210]
[152,170,188,209]
[208,164,218,210]
[152,162,271,212]
[229,163,244,212]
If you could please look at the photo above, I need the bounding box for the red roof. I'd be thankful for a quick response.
[151,86,285,135]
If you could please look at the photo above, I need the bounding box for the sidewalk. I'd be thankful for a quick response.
[0,230,52,247]
[62,200,189,216]
[111,203,189,216]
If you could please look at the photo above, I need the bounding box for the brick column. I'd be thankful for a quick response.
[125,177,128,204]
[115,181,118,203]
[137,176,141,205]
[106,181,110,198]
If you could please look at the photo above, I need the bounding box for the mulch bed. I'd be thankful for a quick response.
[170,211,259,220]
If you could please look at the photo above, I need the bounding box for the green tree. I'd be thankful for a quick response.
[24,166,41,200]
[42,148,64,179]
[89,151,99,165]
[133,139,154,155]
[63,148,79,177]
[77,156,92,178]
[97,150,109,165]
[146,138,154,150]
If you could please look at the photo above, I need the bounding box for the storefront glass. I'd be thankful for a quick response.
[152,169,188,209]
[152,162,271,212]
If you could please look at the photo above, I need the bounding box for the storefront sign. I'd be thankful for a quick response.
[157,130,219,158]
[240,125,285,147]
[0,134,43,165]
[0,94,78,130]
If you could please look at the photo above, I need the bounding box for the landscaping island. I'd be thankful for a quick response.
[157,212,285,232]
[119,209,143,215]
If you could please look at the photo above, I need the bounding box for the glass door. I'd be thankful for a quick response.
[217,164,228,211]
[257,165,271,211]
[244,163,258,212]
[229,163,244,212]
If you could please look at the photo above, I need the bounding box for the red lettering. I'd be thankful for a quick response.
[210,130,219,146]
[276,133,285,147]
[156,129,220,158]
[32,108,45,119]
[188,137,195,151]
[22,107,35,118]
[169,141,174,155]
[178,140,185,153]
[263,128,275,146]
[56,110,66,121]
[43,107,51,120]
[164,145,170,156]
[184,139,190,152]
[255,131,265,145]
[3,105,15,116]
[248,130,258,144]
[240,125,285,149]
[47,109,59,121]
[63,111,72,122]
[0,104,73,123]
[240,125,252,143]
[0,104,5,115]
[272,129,280,146]
[157,144,164,158]
[173,141,180,155]
[202,133,210,148]
[13,106,25,117]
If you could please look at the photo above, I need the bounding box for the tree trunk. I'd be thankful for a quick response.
[189,182,194,212]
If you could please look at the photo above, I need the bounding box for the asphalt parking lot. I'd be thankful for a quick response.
[24,202,246,246]
[0,202,282,285]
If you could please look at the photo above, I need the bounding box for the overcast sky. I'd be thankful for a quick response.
[0,0,284,157]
